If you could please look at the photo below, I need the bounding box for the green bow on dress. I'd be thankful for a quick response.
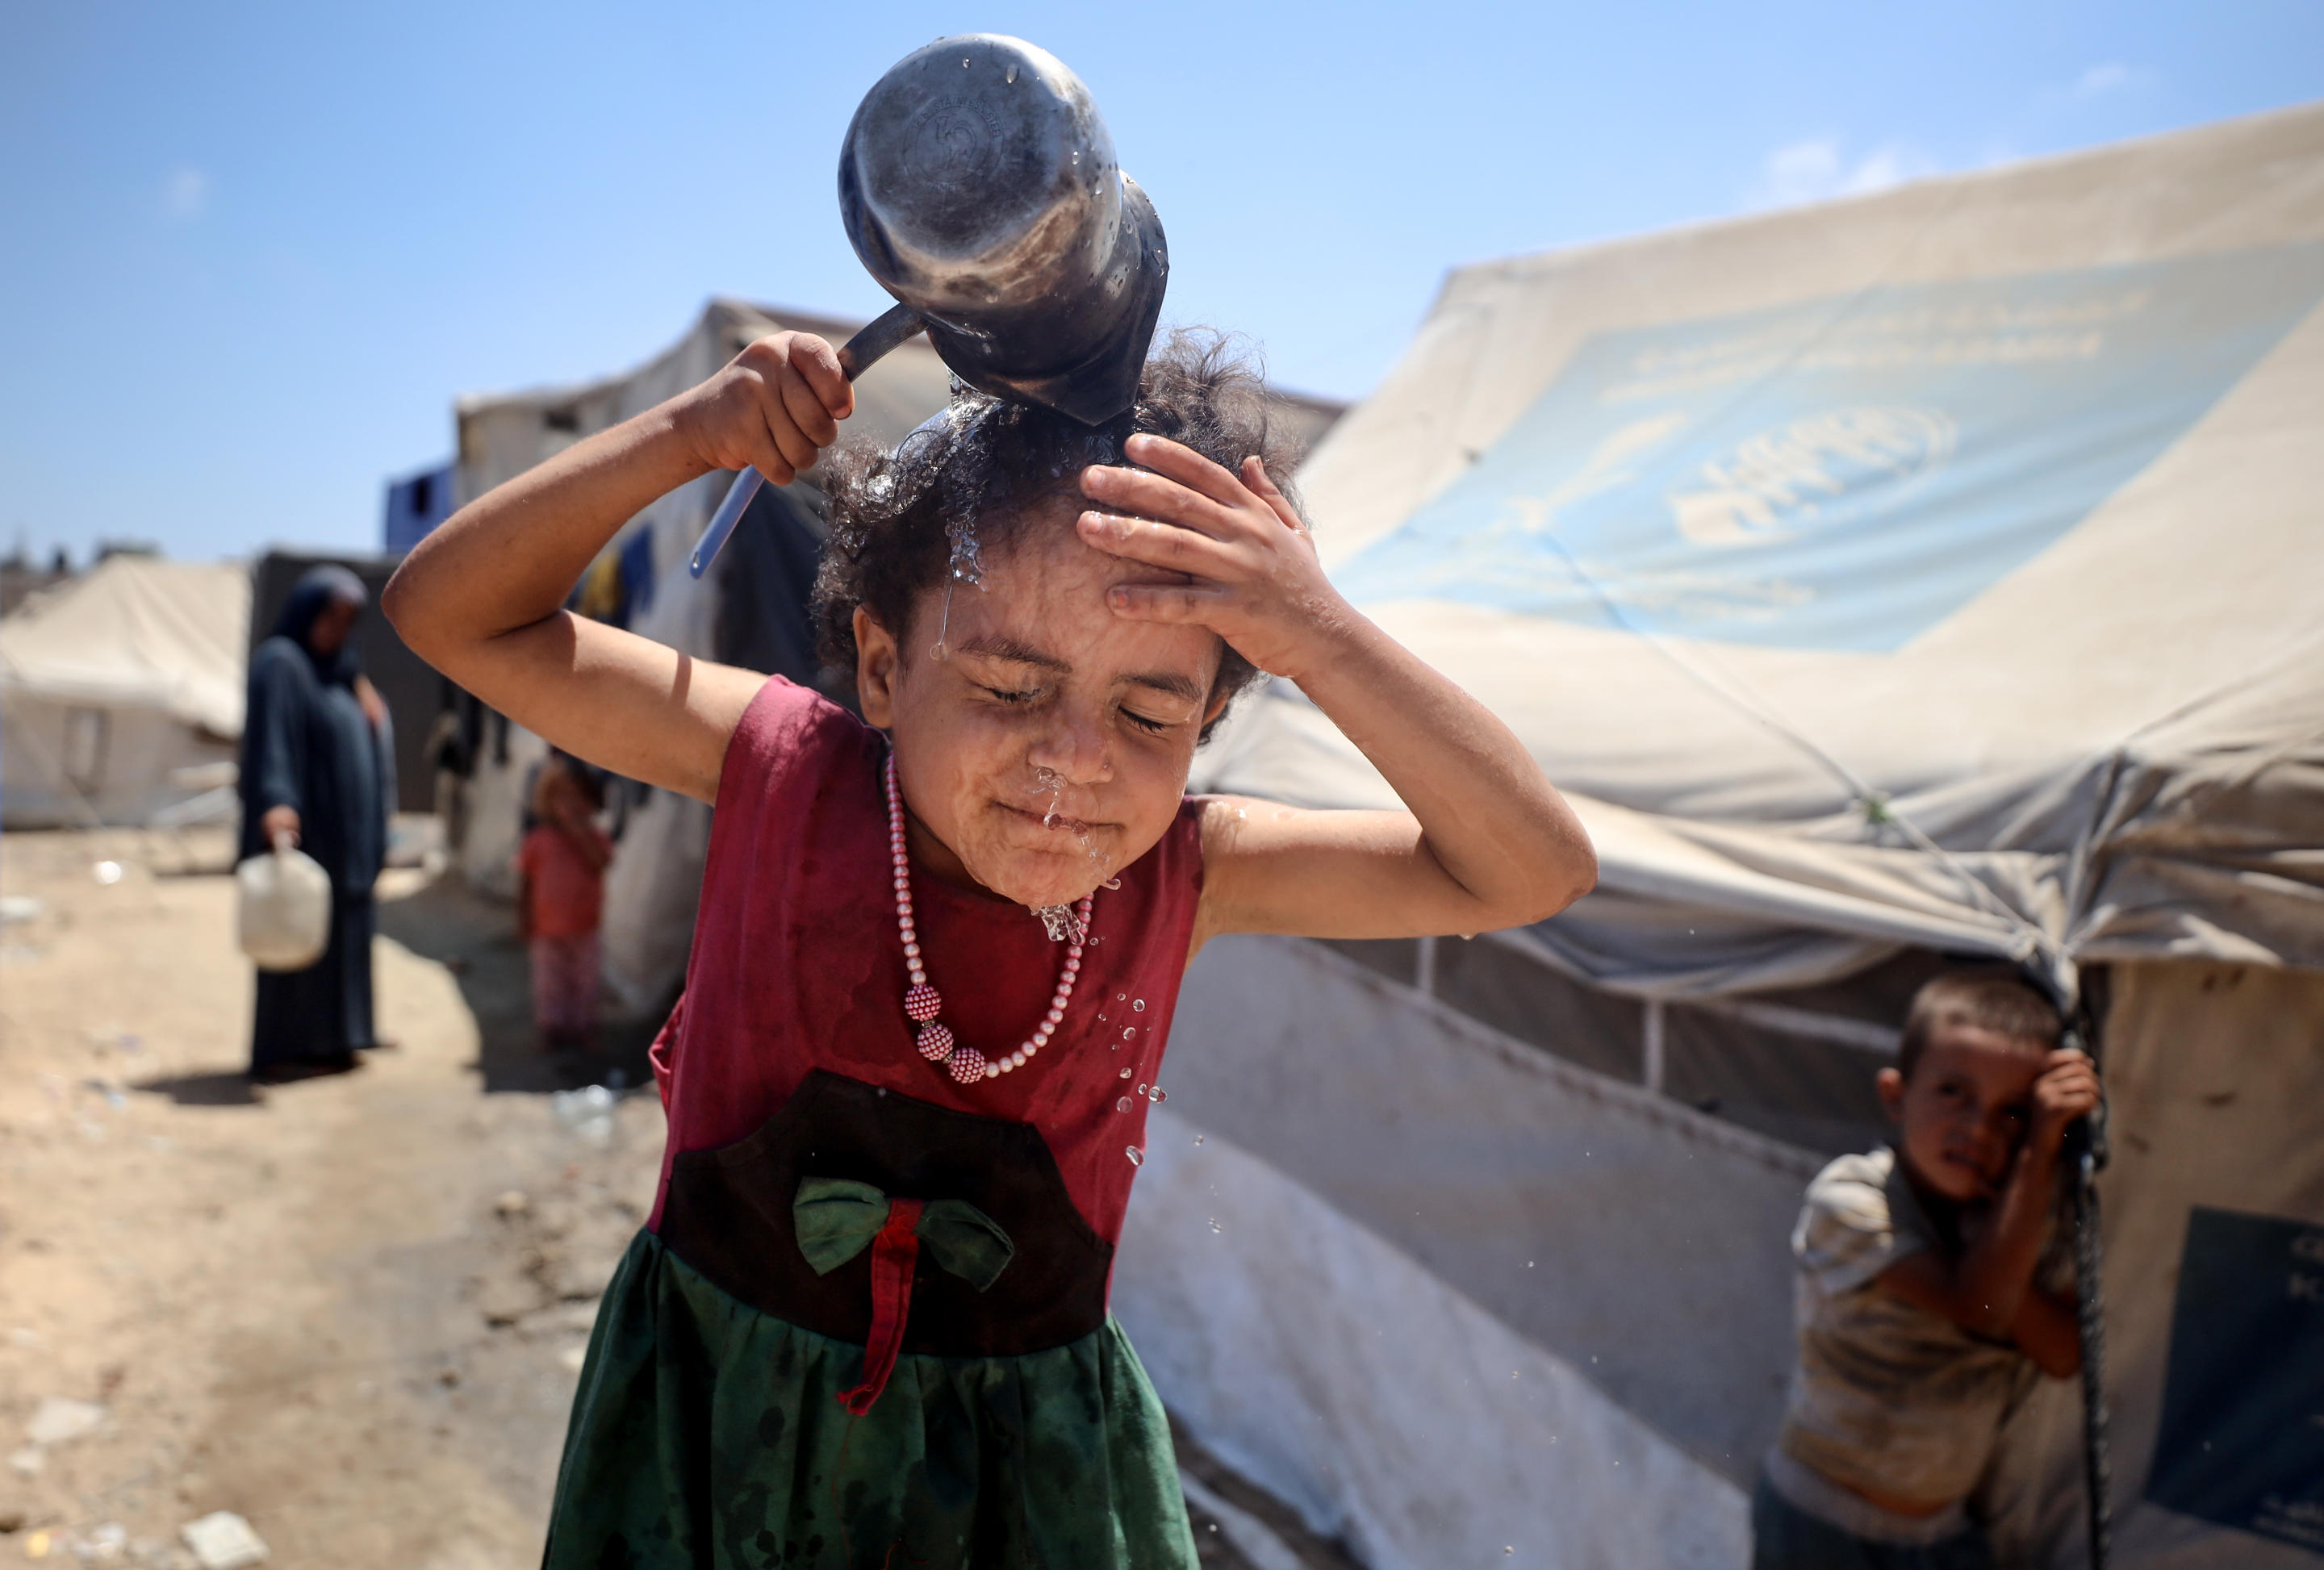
[792,1176,1014,1291]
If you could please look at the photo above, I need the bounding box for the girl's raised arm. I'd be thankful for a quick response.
[1076,435,1597,950]
[383,333,853,802]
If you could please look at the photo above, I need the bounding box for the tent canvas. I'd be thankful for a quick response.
[0,556,248,828]
[1143,103,2324,1569]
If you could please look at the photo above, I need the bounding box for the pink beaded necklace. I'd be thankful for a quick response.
[887,754,1095,1084]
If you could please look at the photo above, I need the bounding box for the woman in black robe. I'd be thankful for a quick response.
[239,566,396,1079]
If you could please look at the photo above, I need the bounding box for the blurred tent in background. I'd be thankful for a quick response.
[1134,102,2324,1570]
[0,556,247,827]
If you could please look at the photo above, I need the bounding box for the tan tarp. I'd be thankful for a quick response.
[1193,103,2324,996]
[0,556,247,736]
[0,557,249,826]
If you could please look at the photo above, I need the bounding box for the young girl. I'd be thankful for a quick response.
[386,330,1595,1568]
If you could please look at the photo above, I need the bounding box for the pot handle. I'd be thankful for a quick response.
[689,304,927,578]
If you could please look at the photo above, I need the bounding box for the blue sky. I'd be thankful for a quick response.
[2,2,2316,565]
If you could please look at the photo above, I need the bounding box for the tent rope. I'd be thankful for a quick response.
[1523,527,2059,967]
[2069,1119,2113,1570]
[2050,996,2113,1570]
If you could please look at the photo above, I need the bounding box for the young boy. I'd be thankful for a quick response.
[1757,971,2102,1569]
[516,756,612,1054]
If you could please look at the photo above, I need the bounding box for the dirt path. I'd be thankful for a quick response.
[0,828,661,1568]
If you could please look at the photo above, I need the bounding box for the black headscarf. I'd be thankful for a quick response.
[272,565,369,686]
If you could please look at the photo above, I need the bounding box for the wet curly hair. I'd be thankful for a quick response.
[811,330,1306,737]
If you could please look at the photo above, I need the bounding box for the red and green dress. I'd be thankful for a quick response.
[543,677,1205,1569]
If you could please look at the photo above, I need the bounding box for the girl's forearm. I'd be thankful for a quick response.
[387,406,708,662]
[1289,612,1596,924]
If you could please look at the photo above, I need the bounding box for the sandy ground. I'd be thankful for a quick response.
[0,826,1351,1570]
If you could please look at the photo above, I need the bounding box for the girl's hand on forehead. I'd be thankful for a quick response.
[1076,434,1347,682]
[675,332,855,486]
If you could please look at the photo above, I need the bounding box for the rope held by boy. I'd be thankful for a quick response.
[2062,1016,2113,1570]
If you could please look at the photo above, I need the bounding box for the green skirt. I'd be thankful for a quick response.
[544,1229,1198,1569]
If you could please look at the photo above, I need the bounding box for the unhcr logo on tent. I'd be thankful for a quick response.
[1668,407,1956,548]
[1331,241,2324,650]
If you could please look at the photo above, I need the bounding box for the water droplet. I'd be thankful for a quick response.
[1097,1013,1108,1022]
[1135,1083,1146,1095]
[1131,1000,1146,1013]
[1122,1027,1135,1041]
[1120,1067,1131,1079]
[1032,904,1085,942]
[1125,1146,1143,1166]
[962,56,971,67]
[1208,1218,1222,1234]
[1118,1096,1133,1113]
[1151,1088,1167,1104]
[1193,1134,1204,1146]
[1103,877,1122,891]
[930,641,948,660]
[1005,63,1018,84]
[1117,993,1126,1001]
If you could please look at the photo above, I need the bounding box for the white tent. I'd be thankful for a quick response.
[0,556,248,828]
[1118,104,2324,1569]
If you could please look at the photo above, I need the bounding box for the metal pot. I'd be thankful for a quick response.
[838,33,1168,426]
[692,35,1165,577]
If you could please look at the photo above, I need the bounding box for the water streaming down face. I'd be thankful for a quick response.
[914,400,995,663]
[1018,765,1093,939]
[928,522,987,662]
[1033,904,1084,942]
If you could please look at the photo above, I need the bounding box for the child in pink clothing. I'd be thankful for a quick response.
[517,758,612,1052]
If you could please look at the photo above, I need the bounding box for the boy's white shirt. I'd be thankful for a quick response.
[1774,1147,2058,1512]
